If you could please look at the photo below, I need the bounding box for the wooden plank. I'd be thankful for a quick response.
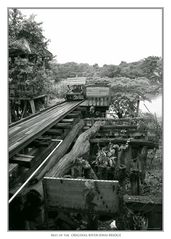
[129,132,146,137]
[138,146,148,183]
[84,117,144,122]
[90,138,158,149]
[101,125,137,130]
[77,106,87,111]
[29,99,36,114]
[9,142,59,193]
[71,110,81,114]
[9,94,46,101]
[61,118,74,123]
[56,123,72,129]
[43,177,119,215]
[10,155,34,168]
[65,112,81,118]
[45,129,63,135]
[32,140,50,147]
[36,137,52,141]
[123,195,162,213]
[50,125,64,132]
[15,153,34,159]
[27,147,40,156]
[20,101,27,119]
[98,129,141,135]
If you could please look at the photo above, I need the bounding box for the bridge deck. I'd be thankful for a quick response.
[9,101,82,158]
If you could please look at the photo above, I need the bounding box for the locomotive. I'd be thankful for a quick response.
[66,84,85,101]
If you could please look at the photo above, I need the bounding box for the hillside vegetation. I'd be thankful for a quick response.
[51,56,162,99]
[9,9,162,102]
[51,57,162,83]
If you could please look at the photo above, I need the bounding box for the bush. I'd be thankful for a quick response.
[138,112,162,142]
[49,81,68,99]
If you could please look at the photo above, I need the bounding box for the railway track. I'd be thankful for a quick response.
[9,101,82,158]
[9,100,84,202]
[9,100,66,128]
[9,104,161,230]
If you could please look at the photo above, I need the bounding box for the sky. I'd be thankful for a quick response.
[18,8,162,66]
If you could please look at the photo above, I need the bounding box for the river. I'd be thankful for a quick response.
[139,94,162,118]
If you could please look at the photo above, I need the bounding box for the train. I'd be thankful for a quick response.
[65,77,140,119]
[66,77,111,106]
[66,84,86,101]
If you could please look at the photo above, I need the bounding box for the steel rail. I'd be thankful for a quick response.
[9,139,63,204]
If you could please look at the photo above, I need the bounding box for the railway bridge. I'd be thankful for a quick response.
[9,100,84,202]
[8,99,162,230]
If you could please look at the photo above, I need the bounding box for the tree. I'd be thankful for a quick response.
[109,77,152,118]
[99,64,120,78]
[9,9,54,121]
[141,56,162,84]
[9,9,53,98]
[9,9,24,44]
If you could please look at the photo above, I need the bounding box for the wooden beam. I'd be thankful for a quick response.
[29,99,36,114]
[72,110,81,114]
[96,130,146,138]
[34,120,85,181]
[61,118,74,123]
[84,117,144,122]
[15,153,34,158]
[36,137,52,141]
[25,147,40,157]
[100,125,137,130]
[32,140,50,147]
[65,112,81,118]
[124,194,162,229]
[44,129,63,136]
[130,170,140,195]
[77,106,87,111]
[56,123,72,129]
[139,146,148,183]
[21,101,27,119]
[47,121,105,178]
[9,141,60,193]
[10,154,35,168]
[123,194,162,213]
[129,132,146,137]
[48,126,63,133]
[43,177,119,215]
[90,138,158,149]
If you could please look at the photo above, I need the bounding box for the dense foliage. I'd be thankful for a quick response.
[51,57,162,102]
[9,9,54,98]
[52,57,162,85]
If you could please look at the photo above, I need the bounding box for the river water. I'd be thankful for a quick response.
[139,95,162,117]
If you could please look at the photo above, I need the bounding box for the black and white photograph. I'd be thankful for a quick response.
[5,5,164,234]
